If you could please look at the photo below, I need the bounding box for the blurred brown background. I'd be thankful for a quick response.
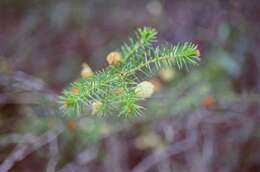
[0,0,259,172]
[1,0,260,91]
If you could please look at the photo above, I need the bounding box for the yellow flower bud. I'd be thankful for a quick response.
[135,132,162,150]
[91,101,103,115]
[196,49,200,56]
[106,51,122,65]
[135,81,155,98]
[71,87,80,94]
[81,63,94,78]
[63,101,69,108]
[66,119,77,131]
[159,68,175,82]
[149,78,162,92]
[111,87,124,95]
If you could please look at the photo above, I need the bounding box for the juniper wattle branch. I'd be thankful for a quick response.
[59,27,200,117]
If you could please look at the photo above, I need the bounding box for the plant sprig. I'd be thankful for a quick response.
[59,27,200,117]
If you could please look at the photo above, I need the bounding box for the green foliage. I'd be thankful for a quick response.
[59,27,200,117]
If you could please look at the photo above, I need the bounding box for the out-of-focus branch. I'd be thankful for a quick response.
[46,132,60,172]
[131,138,195,172]
[58,146,98,172]
[0,133,38,146]
[0,128,63,172]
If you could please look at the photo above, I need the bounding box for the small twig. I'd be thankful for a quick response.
[0,133,37,146]
[58,146,98,172]
[131,138,195,172]
[46,132,60,172]
[0,128,63,172]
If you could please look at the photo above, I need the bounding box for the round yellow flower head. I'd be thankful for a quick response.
[106,51,122,65]
[159,68,175,82]
[81,63,94,78]
[91,101,103,115]
[135,81,155,98]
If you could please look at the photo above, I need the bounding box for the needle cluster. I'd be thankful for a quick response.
[59,27,200,117]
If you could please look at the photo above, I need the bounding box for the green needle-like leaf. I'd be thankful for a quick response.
[59,27,200,117]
